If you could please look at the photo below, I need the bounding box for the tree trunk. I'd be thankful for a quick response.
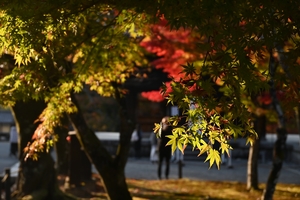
[10,100,74,200]
[261,47,288,200]
[54,114,70,175]
[68,91,137,200]
[247,115,265,190]
[247,140,259,190]
[295,106,300,146]
[261,128,287,200]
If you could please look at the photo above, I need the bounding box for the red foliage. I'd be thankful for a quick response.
[141,90,165,102]
[140,18,201,101]
[139,18,294,109]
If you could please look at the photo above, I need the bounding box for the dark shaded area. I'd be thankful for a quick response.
[10,100,72,199]
[66,133,91,186]
[123,67,170,93]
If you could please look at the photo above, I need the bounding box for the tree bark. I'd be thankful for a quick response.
[261,128,287,200]
[261,46,288,200]
[247,115,265,190]
[68,91,137,200]
[247,140,259,190]
[10,100,74,200]
[295,106,300,146]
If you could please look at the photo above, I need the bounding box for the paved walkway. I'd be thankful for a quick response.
[5,156,300,185]
[122,134,300,184]
[123,157,300,185]
[1,136,300,185]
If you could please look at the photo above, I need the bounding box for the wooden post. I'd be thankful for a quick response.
[227,149,233,168]
[4,168,11,200]
[178,160,182,179]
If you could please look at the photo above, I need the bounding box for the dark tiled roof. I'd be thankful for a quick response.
[0,110,14,124]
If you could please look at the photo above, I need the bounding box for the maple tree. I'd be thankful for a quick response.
[0,1,299,200]
[0,5,149,200]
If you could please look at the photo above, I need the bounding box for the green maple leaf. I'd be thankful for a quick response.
[220,142,232,156]
[14,80,21,88]
[173,127,186,136]
[198,142,210,157]
[166,134,178,154]
[182,62,196,77]
[153,123,161,136]
[205,148,221,169]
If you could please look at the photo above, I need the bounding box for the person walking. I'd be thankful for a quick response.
[149,131,158,163]
[157,116,172,179]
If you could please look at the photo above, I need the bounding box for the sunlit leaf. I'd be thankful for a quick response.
[204,149,221,169]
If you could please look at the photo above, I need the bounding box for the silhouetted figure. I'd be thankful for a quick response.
[157,116,172,179]
[131,124,142,159]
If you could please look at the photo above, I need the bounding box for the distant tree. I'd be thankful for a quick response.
[247,94,269,190]
[140,17,205,102]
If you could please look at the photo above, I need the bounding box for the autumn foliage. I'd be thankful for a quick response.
[140,18,205,102]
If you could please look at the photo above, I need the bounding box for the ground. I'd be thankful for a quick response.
[58,174,107,199]
[58,173,300,200]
